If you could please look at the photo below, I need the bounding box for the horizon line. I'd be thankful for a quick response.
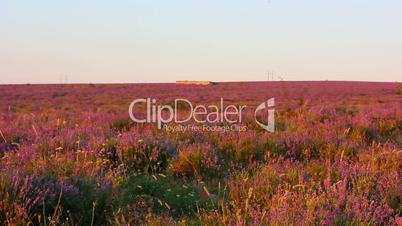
[0,80,400,86]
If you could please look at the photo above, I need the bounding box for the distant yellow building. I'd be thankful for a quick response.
[176,80,213,85]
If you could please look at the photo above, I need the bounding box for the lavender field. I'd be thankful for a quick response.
[0,81,401,225]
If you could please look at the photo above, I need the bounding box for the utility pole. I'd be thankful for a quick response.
[267,70,275,81]
[59,73,69,84]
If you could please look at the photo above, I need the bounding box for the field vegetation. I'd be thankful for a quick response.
[0,81,401,225]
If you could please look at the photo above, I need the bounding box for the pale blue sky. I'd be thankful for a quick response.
[0,0,401,83]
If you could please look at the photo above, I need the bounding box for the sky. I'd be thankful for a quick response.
[0,0,401,84]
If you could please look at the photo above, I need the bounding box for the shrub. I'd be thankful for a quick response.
[120,175,208,218]
[172,143,220,179]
